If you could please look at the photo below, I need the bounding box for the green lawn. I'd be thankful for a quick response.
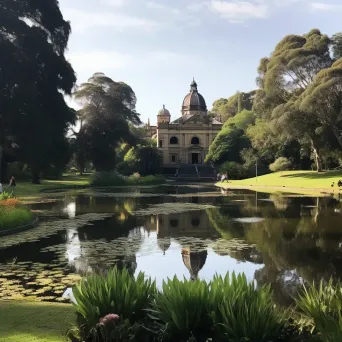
[0,300,74,342]
[217,170,342,193]
[12,174,91,199]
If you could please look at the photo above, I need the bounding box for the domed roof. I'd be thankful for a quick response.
[158,104,170,116]
[182,79,207,112]
[181,249,207,280]
[157,237,171,255]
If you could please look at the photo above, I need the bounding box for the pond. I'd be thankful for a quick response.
[1,184,342,305]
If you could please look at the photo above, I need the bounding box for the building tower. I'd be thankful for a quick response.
[181,78,207,117]
[157,104,171,125]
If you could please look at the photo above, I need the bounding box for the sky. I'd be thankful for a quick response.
[59,0,342,125]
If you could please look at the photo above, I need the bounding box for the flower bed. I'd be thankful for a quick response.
[0,196,35,232]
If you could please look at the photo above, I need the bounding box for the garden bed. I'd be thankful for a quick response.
[0,198,37,236]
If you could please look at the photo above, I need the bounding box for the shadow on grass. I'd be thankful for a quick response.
[281,171,342,180]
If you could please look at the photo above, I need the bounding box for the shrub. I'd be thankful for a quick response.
[0,198,21,206]
[72,267,156,338]
[69,270,297,342]
[91,171,127,187]
[219,161,246,179]
[124,146,162,176]
[68,314,147,342]
[91,172,165,187]
[269,157,292,172]
[210,273,288,342]
[116,161,135,176]
[296,278,342,342]
[0,191,14,201]
[148,276,213,341]
[127,174,164,185]
[0,204,34,231]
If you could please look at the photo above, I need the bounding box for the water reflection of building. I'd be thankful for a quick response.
[156,211,219,239]
[182,248,207,280]
[153,211,216,280]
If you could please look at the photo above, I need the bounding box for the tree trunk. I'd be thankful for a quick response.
[0,158,7,183]
[311,139,322,172]
[31,170,41,184]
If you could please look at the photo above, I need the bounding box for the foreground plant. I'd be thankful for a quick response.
[211,273,288,342]
[296,278,342,342]
[148,276,213,341]
[71,267,156,338]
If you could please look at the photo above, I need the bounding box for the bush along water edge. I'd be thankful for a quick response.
[67,268,317,342]
[90,172,165,187]
[0,194,35,233]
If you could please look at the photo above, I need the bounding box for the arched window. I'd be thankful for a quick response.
[191,136,200,145]
[191,217,200,227]
[170,136,178,144]
[170,219,178,227]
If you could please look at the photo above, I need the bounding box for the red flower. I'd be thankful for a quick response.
[99,314,120,326]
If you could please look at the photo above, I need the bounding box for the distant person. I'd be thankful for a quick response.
[0,182,2,194]
[221,173,229,183]
[338,180,342,188]
[8,176,16,195]
[217,173,221,181]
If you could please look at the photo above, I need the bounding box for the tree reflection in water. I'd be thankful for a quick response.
[2,187,342,304]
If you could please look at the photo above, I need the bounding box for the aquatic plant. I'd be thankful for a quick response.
[296,278,342,342]
[0,213,112,248]
[72,266,156,336]
[210,272,288,342]
[148,276,213,341]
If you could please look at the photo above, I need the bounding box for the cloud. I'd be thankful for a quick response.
[101,0,126,6]
[146,1,168,10]
[67,51,132,73]
[209,0,269,22]
[186,3,207,12]
[66,50,201,76]
[310,2,342,10]
[63,8,158,33]
[145,1,202,27]
[148,51,203,66]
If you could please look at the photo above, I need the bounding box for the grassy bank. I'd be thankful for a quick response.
[13,174,92,199]
[217,170,342,194]
[90,172,165,187]
[0,199,34,231]
[0,300,74,342]
[13,173,165,200]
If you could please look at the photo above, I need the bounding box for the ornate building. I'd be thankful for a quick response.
[151,79,222,166]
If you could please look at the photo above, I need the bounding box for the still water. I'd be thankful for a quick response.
[1,184,342,305]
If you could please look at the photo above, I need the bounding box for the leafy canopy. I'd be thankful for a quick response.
[0,0,76,182]
[72,73,141,172]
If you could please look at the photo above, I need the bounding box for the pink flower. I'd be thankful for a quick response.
[99,314,120,326]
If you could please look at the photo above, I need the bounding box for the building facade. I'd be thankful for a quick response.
[153,79,222,166]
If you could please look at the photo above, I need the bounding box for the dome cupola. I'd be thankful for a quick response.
[182,78,207,115]
[158,104,170,117]
[157,104,171,124]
